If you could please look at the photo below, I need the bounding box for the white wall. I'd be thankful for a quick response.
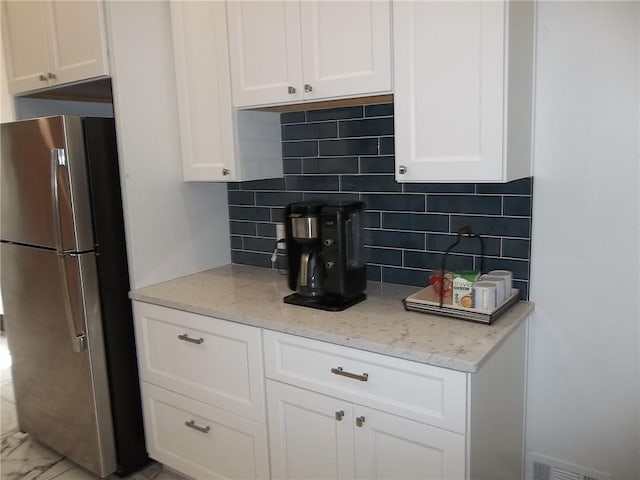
[105,0,231,289]
[0,11,12,315]
[0,10,14,123]
[528,2,640,479]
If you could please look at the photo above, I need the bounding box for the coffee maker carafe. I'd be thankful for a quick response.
[284,201,367,311]
[290,202,324,298]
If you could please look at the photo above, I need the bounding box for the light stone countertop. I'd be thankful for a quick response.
[129,264,533,373]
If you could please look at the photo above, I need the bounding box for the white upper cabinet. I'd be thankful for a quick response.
[393,0,535,183]
[227,1,302,106]
[227,0,392,108]
[2,0,109,94]
[170,1,282,182]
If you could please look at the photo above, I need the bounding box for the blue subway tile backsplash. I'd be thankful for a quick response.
[227,102,533,299]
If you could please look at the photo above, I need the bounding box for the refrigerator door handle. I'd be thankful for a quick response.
[51,148,67,252]
[51,148,88,353]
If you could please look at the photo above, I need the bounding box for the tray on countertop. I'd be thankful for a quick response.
[403,285,520,325]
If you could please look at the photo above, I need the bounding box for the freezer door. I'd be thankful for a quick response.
[1,242,116,476]
[0,116,94,251]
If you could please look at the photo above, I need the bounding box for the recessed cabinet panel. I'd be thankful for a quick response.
[2,1,50,93]
[394,0,534,183]
[133,302,265,422]
[354,406,466,480]
[227,1,303,106]
[142,383,270,480]
[267,381,355,480]
[170,1,283,182]
[170,1,233,181]
[47,0,108,84]
[300,0,391,101]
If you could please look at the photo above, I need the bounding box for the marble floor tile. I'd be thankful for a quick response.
[125,463,165,480]
[45,465,102,480]
[0,432,73,480]
[17,461,188,480]
[0,366,12,385]
[1,396,18,438]
[134,464,186,480]
[1,378,15,403]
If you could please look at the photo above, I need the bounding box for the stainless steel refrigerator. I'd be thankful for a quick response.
[0,115,148,477]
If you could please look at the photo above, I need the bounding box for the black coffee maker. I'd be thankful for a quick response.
[284,201,367,311]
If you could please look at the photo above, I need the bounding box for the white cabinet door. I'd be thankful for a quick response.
[46,0,108,85]
[300,0,391,102]
[170,1,235,181]
[142,383,270,480]
[393,0,534,183]
[171,1,283,182]
[227,0,303,107]
[354,406,466,480]
[1,0,108,94]
[267,380,355,480]
[267,379,466,480]
[228,0,391,108]
[133,302,266,422]
[1,1,50,93]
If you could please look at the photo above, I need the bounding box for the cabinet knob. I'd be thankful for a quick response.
[398,165,407,175]
[288,86,296,94]
[304,84,313,93]
[222,168,230,176]
[335,410,344,421]
[355,416,366,427]
[47,72,56,80]
[39,74,47,81]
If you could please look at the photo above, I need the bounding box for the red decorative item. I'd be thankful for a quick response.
[429,274,452,297]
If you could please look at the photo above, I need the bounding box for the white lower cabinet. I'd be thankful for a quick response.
[142,383,269,480]
[264,327,527,480]
[133,302,270,479]
[353,405,465,480]
[133,301,526,480]
[267,381,355,479]
[267,381,465,480]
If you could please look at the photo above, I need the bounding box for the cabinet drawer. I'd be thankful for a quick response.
[263,330,467,434]
[141,383,269,480]
[133,302,265,421]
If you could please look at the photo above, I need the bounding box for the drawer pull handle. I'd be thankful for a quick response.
[355,416,366,427]
[331,367,368,382]
[178,333,204,345]
[335,410,344,421]
[185,420,210,434]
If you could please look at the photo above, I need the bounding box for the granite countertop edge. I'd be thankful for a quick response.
[130,265,534,374]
